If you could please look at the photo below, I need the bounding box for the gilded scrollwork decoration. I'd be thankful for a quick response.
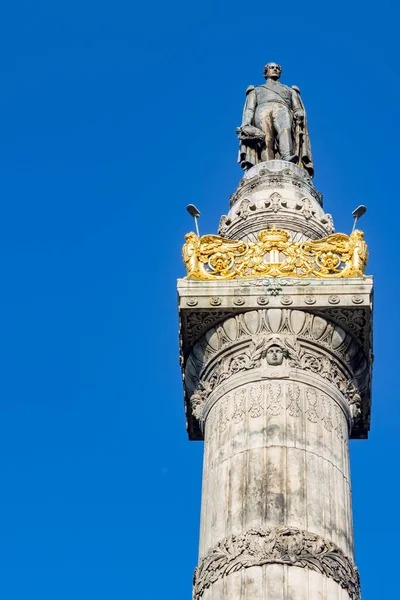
[182,227,368,280]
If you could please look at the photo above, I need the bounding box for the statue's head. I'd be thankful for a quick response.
[263,62,282,80]
[266,344,284,366]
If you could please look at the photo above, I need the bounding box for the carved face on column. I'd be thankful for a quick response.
[266,345,284,366]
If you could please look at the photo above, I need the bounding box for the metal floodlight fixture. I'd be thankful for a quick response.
[186,204,201,236]
[352,205,367,232]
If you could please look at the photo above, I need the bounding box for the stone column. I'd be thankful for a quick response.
[190,309,361,600]
[179,279,373,600]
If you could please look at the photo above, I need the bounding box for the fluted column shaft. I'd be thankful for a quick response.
[186,309,363,600]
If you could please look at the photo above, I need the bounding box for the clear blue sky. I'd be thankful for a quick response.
[0,1,396,598]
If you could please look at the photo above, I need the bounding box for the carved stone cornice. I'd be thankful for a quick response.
[193,527,360,600]
[178,278,373,439]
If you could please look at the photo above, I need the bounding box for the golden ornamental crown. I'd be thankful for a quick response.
[258,227,291,244]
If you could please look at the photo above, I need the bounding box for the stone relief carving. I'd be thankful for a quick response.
[218,214,231,236]
[296,197,316,220]
[236,198,255,220]
[193,527,360,600]
[239,277,310,289]
[265,191,287,212]
[266,344,284,366]
[186,298,198,307]
[185,309,366,429]
[305,388,319,423]
[199,381,348,445]
[218,397,230,432]
[233,389,246,423]
[323,308,366,344]
[231,160,323,209]
[210,297,222,306]
[287,383,301,416]
[190,338,359,429]
[266,383,282,415]
[321,213,335,234]
[267,281,282,295]
[249,384,263,417]
[184,310,233,348]
[322,393,333,431]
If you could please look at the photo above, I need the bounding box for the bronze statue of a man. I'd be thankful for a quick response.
[237,62,314,177]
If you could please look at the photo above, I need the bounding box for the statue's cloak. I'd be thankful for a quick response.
[292,87,314,178]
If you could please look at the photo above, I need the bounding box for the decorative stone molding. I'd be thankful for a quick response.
[323,308,367,344]
[235,160,323,206]
[295,196,316,220]
[185,309,367,436]
[186,309,366,388]
[193,527,360,600]
[186,298,198,307]
[189,335,359,429]
[321,213,335,234]
[236,198,256,220]
[221,160,329,242]
[178,278,373,439]
[240,277,311,294]
[265,191,287,212]
[184,311,234,347]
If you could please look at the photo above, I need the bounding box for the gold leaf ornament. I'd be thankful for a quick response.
[182,227,368,280]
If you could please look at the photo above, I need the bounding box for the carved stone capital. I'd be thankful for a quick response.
[178,279,373,439]
[194,527,360,600]
[185,309,365,436]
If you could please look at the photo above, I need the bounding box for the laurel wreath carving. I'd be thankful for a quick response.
[193,527,360,599]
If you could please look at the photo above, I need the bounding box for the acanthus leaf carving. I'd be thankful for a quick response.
[193,527,360,600]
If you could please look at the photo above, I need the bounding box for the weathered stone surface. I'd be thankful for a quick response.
[178,277,373,440]
[220,161,331,243]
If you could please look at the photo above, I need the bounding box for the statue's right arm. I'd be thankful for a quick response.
[241,86,256,126]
